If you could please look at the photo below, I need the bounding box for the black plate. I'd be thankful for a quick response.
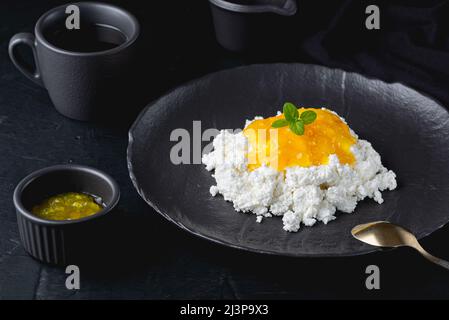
[127,64,449,257]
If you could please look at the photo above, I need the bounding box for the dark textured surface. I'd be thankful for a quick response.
[2,0,449,300]
[128,63,449,257]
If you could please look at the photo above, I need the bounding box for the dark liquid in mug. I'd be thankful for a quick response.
[45,24,127,53]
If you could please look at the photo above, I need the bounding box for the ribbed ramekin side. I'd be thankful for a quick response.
[16,213,66,265]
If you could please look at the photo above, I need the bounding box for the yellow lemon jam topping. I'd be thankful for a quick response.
[32,192,103,221]
[243,108,357,171]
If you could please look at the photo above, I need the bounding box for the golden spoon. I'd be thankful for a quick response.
[351,221,449,270]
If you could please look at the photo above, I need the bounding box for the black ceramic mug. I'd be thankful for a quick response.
[8,2,140,121]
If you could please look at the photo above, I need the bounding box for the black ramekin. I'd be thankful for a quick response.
[208,0,298,52]
[13,165,120,265]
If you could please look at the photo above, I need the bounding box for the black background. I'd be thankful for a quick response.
[1,0,449,299]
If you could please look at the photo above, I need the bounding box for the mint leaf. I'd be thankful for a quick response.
[272,103,316,135]
[289,119,304,135]
[300,110,317,125]
[271,119,289,128]
[283,102,298,122]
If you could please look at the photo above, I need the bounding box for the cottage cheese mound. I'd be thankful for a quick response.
[202,120,397,232]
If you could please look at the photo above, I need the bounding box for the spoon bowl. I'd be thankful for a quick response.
[352,221,449,270]
[351,221,417,248]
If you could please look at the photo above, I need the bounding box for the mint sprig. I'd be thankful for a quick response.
[271,103,317,135]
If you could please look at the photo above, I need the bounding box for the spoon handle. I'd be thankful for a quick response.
[415,246,449,270]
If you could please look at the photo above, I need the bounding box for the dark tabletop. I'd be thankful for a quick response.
[2,0,449,300]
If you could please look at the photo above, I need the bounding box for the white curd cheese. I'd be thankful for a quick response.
[202,116,397,232]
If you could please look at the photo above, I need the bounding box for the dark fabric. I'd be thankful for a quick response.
[300,0,449,106]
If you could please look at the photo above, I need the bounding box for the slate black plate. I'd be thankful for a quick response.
[127,63,449,257]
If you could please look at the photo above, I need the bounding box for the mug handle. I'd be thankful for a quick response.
[8,33,44,87]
